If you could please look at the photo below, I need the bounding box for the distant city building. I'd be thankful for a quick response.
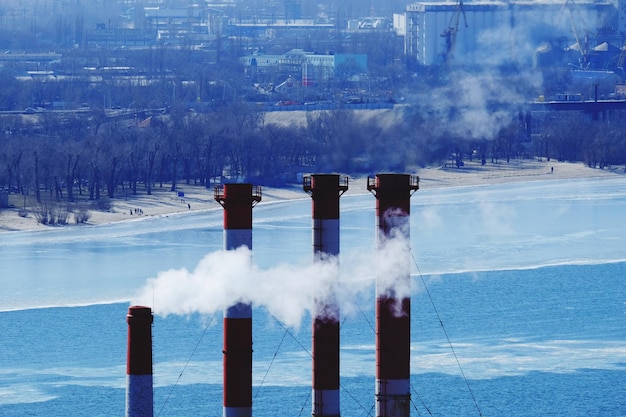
[405,1,505,66]
[227,18,334,42]
[241,49,367,85]
[143,5,226,41]
[346,17,393,31]
[86,28,157,47]
[284,0,302,22]
[619,0,626,34]
[404,0,617,67]
[393,13,407,37]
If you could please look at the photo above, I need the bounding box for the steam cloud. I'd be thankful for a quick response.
[132,234,413,328]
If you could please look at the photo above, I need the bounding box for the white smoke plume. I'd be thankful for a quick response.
[132,234,414,329]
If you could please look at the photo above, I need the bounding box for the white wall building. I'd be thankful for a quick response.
[405,0,616,67]
[241,49,367,84]
[406,1,507,66]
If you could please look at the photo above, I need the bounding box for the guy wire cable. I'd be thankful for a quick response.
[410,250,484,417]
[156,316,213,417]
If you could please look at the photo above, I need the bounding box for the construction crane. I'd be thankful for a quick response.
[440,0,468,63]
[561,0,592,69]
[617,41,626,71]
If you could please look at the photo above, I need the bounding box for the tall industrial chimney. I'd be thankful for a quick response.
[367,174,419,417]
[303,174,349,417]
[125,306,154,417]
[215,183,262,417]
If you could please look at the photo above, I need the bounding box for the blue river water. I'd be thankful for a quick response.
[1,177,626,416]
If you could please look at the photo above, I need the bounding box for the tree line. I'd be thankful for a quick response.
[1,103,625,216]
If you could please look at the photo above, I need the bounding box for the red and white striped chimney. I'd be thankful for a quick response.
[303,174,348,417]
[214,183,262,417]
[125,305,154,417]
[367,174,419,417]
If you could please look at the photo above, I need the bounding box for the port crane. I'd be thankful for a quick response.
[440,0,468,63]
[617,41,626,71]
[562,0,587,68]
[561,0,597,70]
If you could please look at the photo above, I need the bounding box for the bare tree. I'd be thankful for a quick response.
[1,136,22,194]
[62,142,82,203]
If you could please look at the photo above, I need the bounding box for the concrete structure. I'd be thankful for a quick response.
[143,5,226,41]
[125,306,154,417]
[227,19,333,37]
[405,0,616,67]
[367,174,419,417]
[86,28,157,47]
[241,49,367,84]
[620,0,626,34]
[214,183,262,417]
[405,1,507,66]
[303,174,349,417]
[347,17,393,31]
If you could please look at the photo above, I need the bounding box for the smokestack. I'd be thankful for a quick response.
[215,183,262,417]
[303,174,349,417]
[125,306,154,417]
[367,174,419,417]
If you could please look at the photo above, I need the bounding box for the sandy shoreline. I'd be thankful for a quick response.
[1,159,623,233]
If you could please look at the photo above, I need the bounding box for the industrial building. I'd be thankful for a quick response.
[404,0,619,67]
[406,1,506,66]
[240,49,367,85]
